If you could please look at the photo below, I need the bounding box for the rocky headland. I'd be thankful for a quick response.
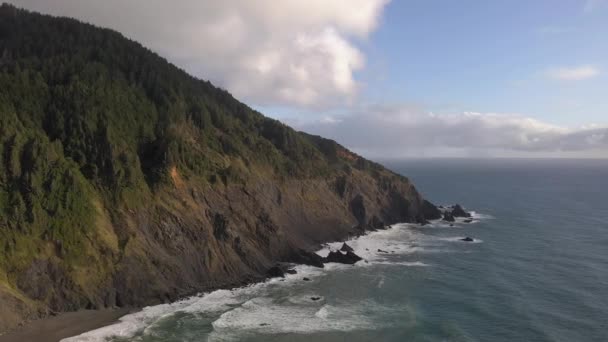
[0,4,445,333]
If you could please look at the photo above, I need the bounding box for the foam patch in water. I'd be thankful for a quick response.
[208,298,397,340]
[63,211,490,342]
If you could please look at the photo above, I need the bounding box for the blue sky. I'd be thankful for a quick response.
[357,0,608,126]
[12,0,608,158]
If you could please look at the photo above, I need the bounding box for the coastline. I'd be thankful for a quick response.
[0,212,470,342]
[0,229,382,342]
[0,308,133,342]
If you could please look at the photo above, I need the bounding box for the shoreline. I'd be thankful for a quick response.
[0,308,133,342]
[0,220,443,342]
[0,236,370,342]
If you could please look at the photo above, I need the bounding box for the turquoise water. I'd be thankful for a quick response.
[65,159,608,342]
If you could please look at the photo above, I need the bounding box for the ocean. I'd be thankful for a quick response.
[63,158,608,342]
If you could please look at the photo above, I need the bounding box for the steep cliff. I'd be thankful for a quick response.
[0,4,438,332]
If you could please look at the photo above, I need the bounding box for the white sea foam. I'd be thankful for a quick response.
[208,299,393,341]
[63,212,490,342]
[61,297,200,342]
[61,266,326,342]
[377,275,385,288]
[470,211,494,220]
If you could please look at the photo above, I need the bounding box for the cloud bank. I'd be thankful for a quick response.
[11,0,389,108]
[546,65,600,81]
[293,106,608,158]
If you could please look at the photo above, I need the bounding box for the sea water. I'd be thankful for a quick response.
[63,158,608,342]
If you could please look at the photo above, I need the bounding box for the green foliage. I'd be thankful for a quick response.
[0,3,405,291]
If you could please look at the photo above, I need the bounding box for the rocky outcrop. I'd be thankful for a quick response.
[0,5,443,333]
[422,200,442,220]
[451,204,472,218]
[266,266,285,278]
[340,243,354,253]
[287,248,325,268]
[323,250,363,265]
[442,212,455,222]
[438,204,472,223]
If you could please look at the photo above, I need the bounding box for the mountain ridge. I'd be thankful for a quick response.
[0,4,440,333]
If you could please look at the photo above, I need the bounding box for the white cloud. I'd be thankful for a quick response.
[291,105,608,158]
[547,65,600,81]
[10,0,389,108]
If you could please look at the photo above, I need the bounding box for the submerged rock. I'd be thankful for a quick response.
[303,277,311,281]
[323,250,363,264]
[310,296,321,301]
[461,237,474,242]
[464,218,473,223]
[285,269,297,275]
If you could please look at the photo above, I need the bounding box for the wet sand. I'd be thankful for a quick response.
[0,308,131,342]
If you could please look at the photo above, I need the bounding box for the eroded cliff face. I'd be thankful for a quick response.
[1,165,430,332]
[0,4,437,332]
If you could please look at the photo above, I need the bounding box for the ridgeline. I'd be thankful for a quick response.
[0,4,440,332]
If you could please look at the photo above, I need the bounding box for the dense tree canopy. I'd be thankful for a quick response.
[0,3,393,278]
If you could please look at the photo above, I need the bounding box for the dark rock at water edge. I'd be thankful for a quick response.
[287,249,324,268]
[442,212,455,222]
[266,266,285,278]
[340,243,354,253]
[461,237,474,242]
[0,5,449,333]
[451,204,472,218]
[323,250,363,264]
[422,200,442,220]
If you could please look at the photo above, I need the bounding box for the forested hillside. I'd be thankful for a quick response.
[0,4,437,332]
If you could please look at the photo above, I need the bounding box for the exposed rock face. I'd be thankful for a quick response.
[287,249,325,268]
[323,250,363,265]
[422,200,443,220]
[340,243,354,253]
[0,4,444,333]
[266,266,285,279]
[452,204,472,218]
[442,212,456,222]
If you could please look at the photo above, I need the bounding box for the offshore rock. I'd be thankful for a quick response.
[452,204,472,218]
[323,250,363,265]
[340,243,354,253]
[442,212,456,222]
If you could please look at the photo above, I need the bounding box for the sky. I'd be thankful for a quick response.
[10,0,608,158]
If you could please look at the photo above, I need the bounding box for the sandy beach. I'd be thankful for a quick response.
[0,309,131,342]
